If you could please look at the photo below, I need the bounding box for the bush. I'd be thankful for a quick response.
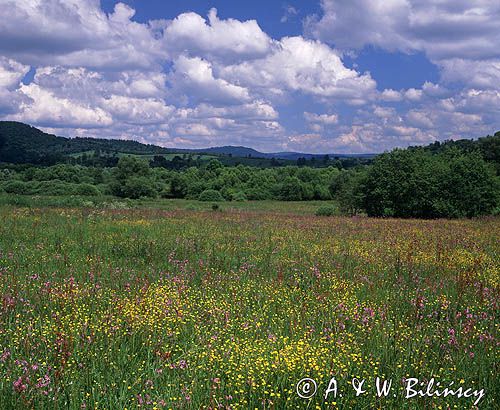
[245,187,271,200]
[315,205,337,216]
[1,180,28,194]
[73,183,101,196]
[198,189,224,202]
[118,176,157,199]
[30,180,72,196]
[278,177,303,201]
[232,191,247,201]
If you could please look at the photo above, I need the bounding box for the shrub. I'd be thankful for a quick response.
[232,191,247,201]
[278,177,303,201]
[31,180,72,196]
[1,180,29,194]
[245,187,271,200]
[119,176,157,199]
[73,183,101,196]
[315,205,337,216]
[198,189,224,202]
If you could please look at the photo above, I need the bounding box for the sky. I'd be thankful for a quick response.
[0,1,499,154]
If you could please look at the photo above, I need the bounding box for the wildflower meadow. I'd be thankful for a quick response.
[0,206,498,409]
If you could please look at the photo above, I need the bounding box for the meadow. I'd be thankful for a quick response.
[0,203,498,409]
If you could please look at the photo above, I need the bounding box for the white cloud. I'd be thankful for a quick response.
[0,0,498,153]
[0,0,166,70]
[406,110,434,129]
[164,8,272,62]
[305,0,411,52]
[12,83,113,128]
[0,57,30,89]
[177,101,278,121]
[175,123,214,137]
[380,89,403,102]
[103,95,174,125]
[221,36,376,102]
[439,59,500,90]
[306,0,500,61]
[404,88,423,102]
[304,112,338,125]
[170,55,251,105]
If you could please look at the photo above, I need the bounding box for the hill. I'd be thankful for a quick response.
[0,121,498,169]
[0,121,374,167]
[0,121,169,165]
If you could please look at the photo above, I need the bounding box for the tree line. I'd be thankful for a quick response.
[0,126,499,218]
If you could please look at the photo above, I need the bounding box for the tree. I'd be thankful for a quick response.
[330,170,367,215]
[279,176,303,201]
[169,173,188,198]
[121,176,157,199]
[436,150,498,217]
[110,156,154,198]
[198,189,224,202]
[363,148,499,218]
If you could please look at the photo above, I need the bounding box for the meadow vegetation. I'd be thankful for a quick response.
[0,205,498,408]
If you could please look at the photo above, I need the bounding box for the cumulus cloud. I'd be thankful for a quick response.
[221,36,376,102]
[0,0,166,70]
[306,0,500,61]
[169,55,251,105]
[304,112,338,129]
[380,89,403,102]
[0,0,498,153]
[0,57,31,114]
[0,57,30,89]
[103,95,174,125]
[439,59,500,90]
[164,8,272,62]
[12,83,113,128]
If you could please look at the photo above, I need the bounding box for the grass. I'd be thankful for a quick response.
[0,194,335,215]
[0,204,498,409]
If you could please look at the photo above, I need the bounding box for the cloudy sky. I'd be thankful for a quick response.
[0,0,499,153]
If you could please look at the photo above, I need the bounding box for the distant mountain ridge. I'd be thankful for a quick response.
[192,145,375,160]
[0,121,497,168]
[0,121,375,164]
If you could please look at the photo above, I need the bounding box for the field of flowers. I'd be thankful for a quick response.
[0,206,498,409]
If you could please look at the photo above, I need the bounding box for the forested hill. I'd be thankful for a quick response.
[0,121,498,169]
[0,121,169,165]
[0,121,368,166]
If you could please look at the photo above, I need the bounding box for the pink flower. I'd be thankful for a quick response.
[13,377,28,393]
[0,349,10,362]
[35,374,51,389]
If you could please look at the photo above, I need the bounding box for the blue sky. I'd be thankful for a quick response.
[0,0,499,153]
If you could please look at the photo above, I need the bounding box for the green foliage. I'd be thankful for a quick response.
[198,189,224,202]
[1,180,28,194]
[315,204,337,216]
[73,183,101,196]
[364,148,498,218]
[232,191,247,202]
[1,125,499,218]
[278,176,304,201]
[111,157,155,198]
[330,169,367,216]
[120,176,157,199]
